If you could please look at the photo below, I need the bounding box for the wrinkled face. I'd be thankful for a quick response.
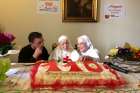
[60,40,69,50]
[31,38,44,49]
[77,42,88,52]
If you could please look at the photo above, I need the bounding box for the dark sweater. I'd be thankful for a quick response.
[18,45,49,63]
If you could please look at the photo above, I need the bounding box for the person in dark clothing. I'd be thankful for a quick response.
[68,0,81,17]
[67,0,92,17]
[18,32,49,63]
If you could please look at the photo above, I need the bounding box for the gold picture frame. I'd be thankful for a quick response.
[62,0,98,22]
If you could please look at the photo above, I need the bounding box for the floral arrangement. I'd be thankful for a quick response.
[108,42,140,61]
[0,32,15,55]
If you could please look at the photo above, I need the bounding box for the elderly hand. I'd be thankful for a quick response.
[79,56,94,62]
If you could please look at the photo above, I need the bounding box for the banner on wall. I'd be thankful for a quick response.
[104,4,125,19]
[37,0,60,14]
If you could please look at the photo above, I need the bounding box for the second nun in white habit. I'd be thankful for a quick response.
[77,35,100,61]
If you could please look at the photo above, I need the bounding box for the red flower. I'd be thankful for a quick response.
[0,32,15,45]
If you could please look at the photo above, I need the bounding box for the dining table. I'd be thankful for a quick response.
[0,62,140,93]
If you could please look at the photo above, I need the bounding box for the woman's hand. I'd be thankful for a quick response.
[79,56,93,62]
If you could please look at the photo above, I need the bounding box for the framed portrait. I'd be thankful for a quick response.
[62,0,99,22]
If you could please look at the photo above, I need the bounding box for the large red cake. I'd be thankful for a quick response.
[31,60,126,90]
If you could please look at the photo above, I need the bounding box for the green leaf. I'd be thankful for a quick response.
[0,58,11,81]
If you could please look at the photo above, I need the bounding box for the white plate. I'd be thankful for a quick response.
[0,54,9,57]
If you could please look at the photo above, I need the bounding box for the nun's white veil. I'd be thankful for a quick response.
[57,35,73,51]
[77,35,94,49]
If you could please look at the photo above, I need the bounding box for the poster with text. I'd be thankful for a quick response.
[37,0,60,14]
[104,4,125,19]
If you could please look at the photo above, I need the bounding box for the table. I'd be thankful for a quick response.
[0,63,140,93]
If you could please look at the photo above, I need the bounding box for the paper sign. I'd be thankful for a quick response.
[37,0,60,14]
[104,4,125,19]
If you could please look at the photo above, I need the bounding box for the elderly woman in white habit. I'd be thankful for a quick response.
[77,35,100,62]
[49,35,80,62]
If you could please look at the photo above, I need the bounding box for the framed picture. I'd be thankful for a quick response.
[62,0,98,22]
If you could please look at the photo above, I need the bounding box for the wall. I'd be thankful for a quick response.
[0,0,140,58]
